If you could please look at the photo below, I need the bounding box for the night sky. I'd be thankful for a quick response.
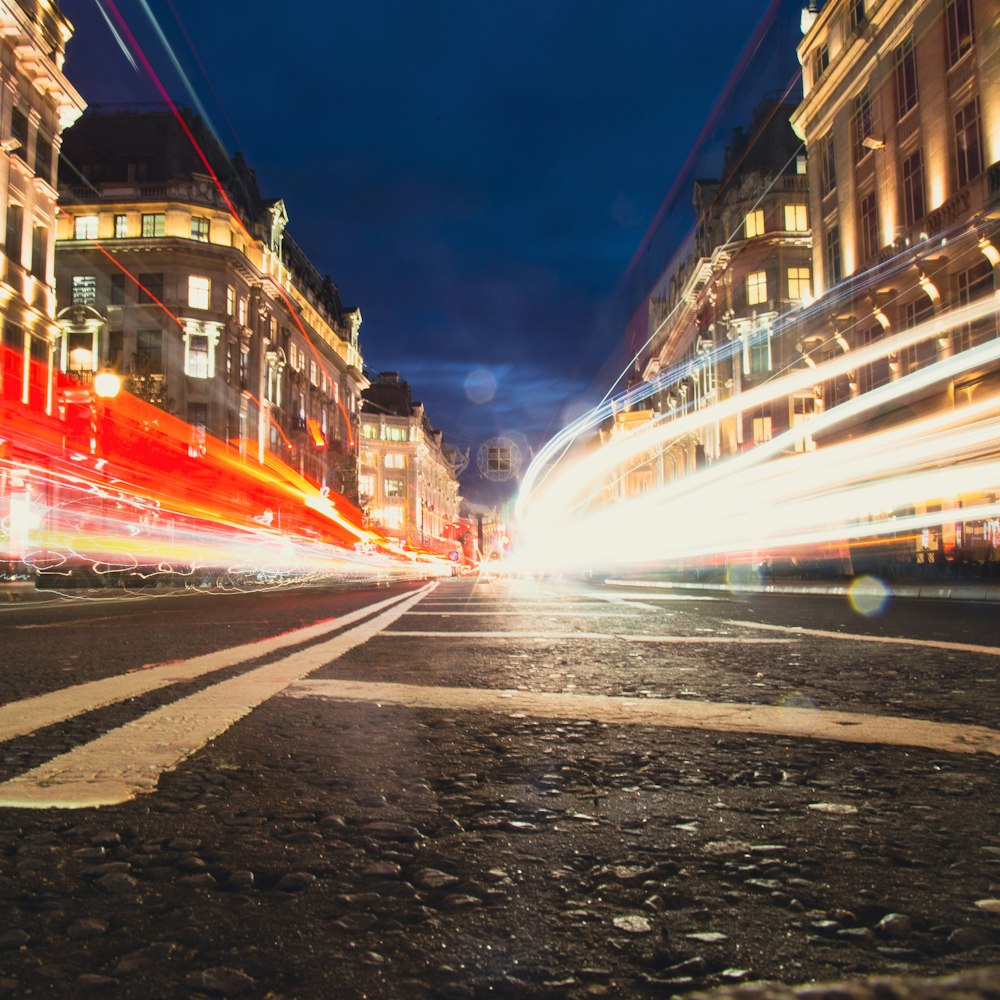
[56,0,792,503]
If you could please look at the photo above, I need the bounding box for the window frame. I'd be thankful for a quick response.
[141,213,165,238]
[187,274,211,311]
[744,209,765,239]
[74,215,99,240]
[746,270,768,307]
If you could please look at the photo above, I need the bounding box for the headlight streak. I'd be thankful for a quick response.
[514,295,1000,576]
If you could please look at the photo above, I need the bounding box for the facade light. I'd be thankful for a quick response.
[979,237,1000,267]
[918,273,940,303]
[93,370,122,398]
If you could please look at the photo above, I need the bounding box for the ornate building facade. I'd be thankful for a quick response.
[54,107,367,500]
[359,372,461,556]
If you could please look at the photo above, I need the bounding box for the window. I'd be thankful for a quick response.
[385,453,405,469]
[141,213,165,238]
[849,0,866,31]
[945,0,974,66]
[903,299,936,372]
[188,275,211,310]
[954,98,982,188]
[114,214,128,239]
[852,88,873,163]
[784,204,808,232]
[33,132,52,184]
[752,414,773,445]
[821,132,837,197]
[127,161,148,182]
[137,273,163,305]
[385,478,405,498]
[385,425,408,442]
[894,36,918,119]
[358,474,374,497]
[787,267,811,301]
[107,329,123,369]
[226,284,235,316]
[744,209,764,239]
[858,325,890,392]
[954,260,995,353]
[237,296,247,326]
[795,155,807,176]
[185,331,211,378]
[71,275,96,306]
[74,215,98,240]
[309,359,317,385]
[110,272,126,306]
[30,226,45,278]
[191,216,209,242]
[791,395,818,452]
[811,44,829,83]
[825,226,842,285]
[10,107,27,162]
[6,203,23,264]
[361,423,378,439]
[136,329,162,373]
[66,329,93,372]
[378,506,404,530]
[901,150,926,226]
[746,270,767,306]
[187,404,207,458]
[859,191,879,262]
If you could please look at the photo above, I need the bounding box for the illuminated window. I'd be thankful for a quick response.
[113,214,128,239]
[385,478,405,498]
[859,191,879,261]
[361,422,378,439]
[901,150,926,226]
[791,395,818,453]
[945,0,974,66]
[385,453,405,469]
[185,332,211,379]
[358,474,374,496]
[744,210,765,239]
[787,267,811,301]
[752,415,772,445]
[784,204,808,232]
[238,296,247,326]
[746,270,767,306]
[141,213,165,238]
[191,216,209,242]
[74,215,98,240]
[71,275,96,306]
[226,284,235,316]
[137,273,163,305]
[187,404,207,458]
[378,506,404,530]
[954,98,982,188]
[825,226,842,285]
[894,35,917,119]
[795,154,807,175]
[385,425,408,442]
[188,275,211,310]
[309,359,317,384]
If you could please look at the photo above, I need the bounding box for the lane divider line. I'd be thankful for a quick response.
[728,619,1000,656]
[382,630,796,643]
[0,583,437,808]
[0,585,430,746]
[285,679,1000,757]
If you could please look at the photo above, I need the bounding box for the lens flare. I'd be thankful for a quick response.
[848,575,890,617]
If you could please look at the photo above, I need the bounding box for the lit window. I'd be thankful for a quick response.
[852,88,873,163]
[361,423,378,439]
[141,213,165,238]
[358,474,374,496]
[188,275,211,310]
[746,271,767,306]
[385,453,405,469]
[226,284,235,316]
[385,478,405,498]
[752,415,772,445]
[378,506,404,530]
[795,155,807,175]
[309,359,317,384]
[71,275,96,305]
[787,267,811,301]
[74,215,98,240]
[185,332,211,378]
[386,425,408,442]
[114,214,128,239]
[744,210,764,239]
[238,296,247,326]
[191,216,210,242]
[784,204,808,232]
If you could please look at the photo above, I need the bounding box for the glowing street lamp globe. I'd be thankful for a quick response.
[93,370,122,399]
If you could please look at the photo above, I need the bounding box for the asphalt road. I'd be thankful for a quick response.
[0,576,998,998]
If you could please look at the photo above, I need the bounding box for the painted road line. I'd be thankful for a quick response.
[285,679,1000,757]
[0,585,431,745]
[0,583,437,809]
[728,620,1000,656]
[383,630,796,643]
[402,611,638,617]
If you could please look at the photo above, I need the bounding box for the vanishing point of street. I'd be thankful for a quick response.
[0,578,999,998]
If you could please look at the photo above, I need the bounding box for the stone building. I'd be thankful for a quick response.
[790,0,999,559]
[53,107,366,500]
[1,0,84,412]
[359,372,461,555]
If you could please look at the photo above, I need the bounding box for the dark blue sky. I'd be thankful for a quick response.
[57,0,793,502]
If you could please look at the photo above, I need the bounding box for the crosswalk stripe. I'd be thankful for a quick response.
[0,584,436,808]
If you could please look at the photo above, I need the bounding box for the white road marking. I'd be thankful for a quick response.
[729,620,1000,656]
[0,586,432,747]
[383,630,795,643]
[403,611,637,617]
[605,594,722,602]
[285,679,1000,757]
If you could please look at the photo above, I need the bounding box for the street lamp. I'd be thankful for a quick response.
[93,370,121,399]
